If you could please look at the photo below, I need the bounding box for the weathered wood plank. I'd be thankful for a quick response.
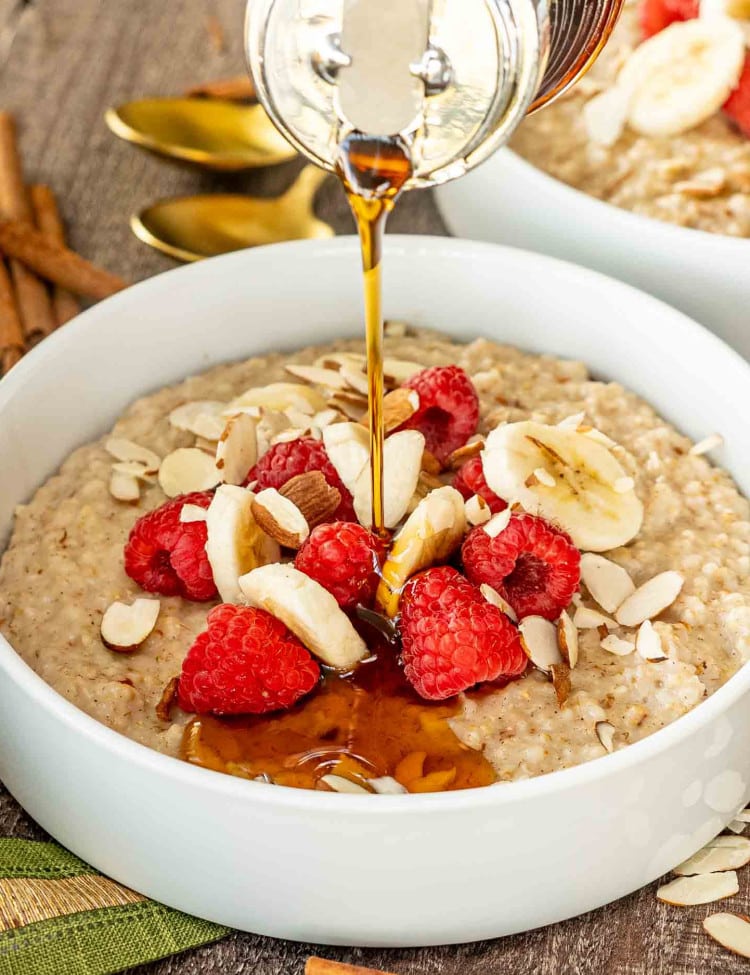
[0,2,745,974]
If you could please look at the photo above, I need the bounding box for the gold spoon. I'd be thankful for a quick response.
[105,97,295,171]
[131,165,335,262]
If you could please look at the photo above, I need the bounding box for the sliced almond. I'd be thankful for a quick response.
[615,571,684,627]
[251,488,309,549]
[340,367,369,396]
[228,382,327,416]
[734,808,750,824]
[215,413,258,485]
[657,872,738,906]
[376,486,466,617]
[179,503,208,523]
[557,610,579,668]
[447,440,484,470]
[101,598,160,653]
[320,774,370,794]
[690,432,724,457]
[533,467,556,488]
[636,620,667,661]
[703,913,750,959]
[158,447,222,497]
[354,430,425,529]
[550,662,571,706]
[111,461,156,481]
[596,721,616,753]
[109,470,141,502]
[557,412,586,430]
[279,471,341,528]
[466,494,491,527]
[519,616,562,672]
[369,775,408,795]
[359,387,420,436]
[322,422,370,494]
[484,508,512,538]
[675,836,750,876]
[382,357,423,385]
[256,410,293,457]
[480,583,518,622]
[105,437,161,473]
[285,363,349,390]
[310,408,340,429]
[600,634,636,656]
[580,553,636,614]
[240,563,368,669]
[573,606,617,630]
[327,392,368,420]
[156,676,179,723]
[168,400,228,440]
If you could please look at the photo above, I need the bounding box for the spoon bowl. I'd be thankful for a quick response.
[105,97,295,171]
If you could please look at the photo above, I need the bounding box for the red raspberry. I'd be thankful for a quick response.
[638,0,698,38]
[399,365,479,465]
[399,566,526,701]
[294,522,383,609]
[724,54,750,139]
[462,513,580,621]
[452,455,507,514]
[124,491,216,601]
[247,437,355,521]
[178,604,320,715]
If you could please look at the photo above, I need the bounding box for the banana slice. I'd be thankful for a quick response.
[239,563,368,670]
[482,421,643,552]
[353,430,426,529]
[227,382,327,416]
[205,485,280,603]
[701,0,750,45]
[376,485,466,617]
[621,19,745,137]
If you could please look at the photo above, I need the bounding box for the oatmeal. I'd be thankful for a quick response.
[511,2,750,236]
[0,328,748,788]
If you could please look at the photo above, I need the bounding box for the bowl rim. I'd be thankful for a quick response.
[497,146,750,253]
[1,233,749,814]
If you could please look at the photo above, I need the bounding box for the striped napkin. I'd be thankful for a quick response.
[0,840,229,975]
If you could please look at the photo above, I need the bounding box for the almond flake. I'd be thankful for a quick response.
[519,616,562,673]
[320,774,370,795]
[322,422,370,494]
[727,820,748,835]
[179,503,208,523]
[557,412,586,430]
[155,676,179,723]
[101,598,160,653]
[158,447,222,497]
[596,721,616,753]
[421,449,442,476]
[484,509,512,538]
[690,433,724,457]
[580,553,635,614]
[251,489,309,549]
[216,413,258,485]
[550,662,571,706]
[600,634,636,656]
[381,357,423,385]
[573,606,617,630]
[480,583,518,622]
[354,430,425,529]
[466,494,491,526]
[734,808,750,824]
[285,364,348,390]
[105,438,161,473]
[229,382,327,416]
[636,620,666,661]
[534,467,556,488]
[279,471,341,528]
[584,428,618,449]
[168,401,228,440]
[340,367,369,396]
[703,913,750,959]
[384,320,408,338]
[614,476,635,494]
[657,872,738,907]
[109,470,140,502]
[194,436,218,454]
[360,387,420,436]
[583,84,631,147]
[327,391,368,420]
[674,836,750,876]
[447,439,484,469]
[557,610,579,668]
[370,776,408,795]
[311,408,340,429]
[615,571,684,627]
[674,168,726,199]
[111,461,156,482]
[272,428,305,445]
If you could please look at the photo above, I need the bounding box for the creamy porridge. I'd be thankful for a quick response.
[511,1,750,235]
[1,327,748,791]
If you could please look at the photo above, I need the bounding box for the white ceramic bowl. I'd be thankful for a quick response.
[1,237,749,947]
[437,149,750,362]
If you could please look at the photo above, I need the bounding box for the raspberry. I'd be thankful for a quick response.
[638,0,698,39]
[399,566,527,701]
[294,522,383,609]
[178,604,320,715]
[248,437,356,521]
[124,491,216,601]
[399,365,479,465]
[452,455,507,514]
[724,54,750,139]
[461,513,580,621]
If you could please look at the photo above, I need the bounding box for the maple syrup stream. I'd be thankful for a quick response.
[181,135,496,792]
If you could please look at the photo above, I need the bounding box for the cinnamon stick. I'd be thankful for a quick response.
[306,959,397,975]
[0,218,127,300]
[0,258,23,374]
[186,76,256,101]
[0,112,56,345]
[29,185,80,326]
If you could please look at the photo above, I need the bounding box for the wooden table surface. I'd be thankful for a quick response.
[0,1,747,973]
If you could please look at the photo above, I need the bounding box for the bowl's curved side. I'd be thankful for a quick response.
[1,236,749,943]
[436,149,750,362]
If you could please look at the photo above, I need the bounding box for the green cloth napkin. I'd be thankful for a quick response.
[0,839,229,975]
